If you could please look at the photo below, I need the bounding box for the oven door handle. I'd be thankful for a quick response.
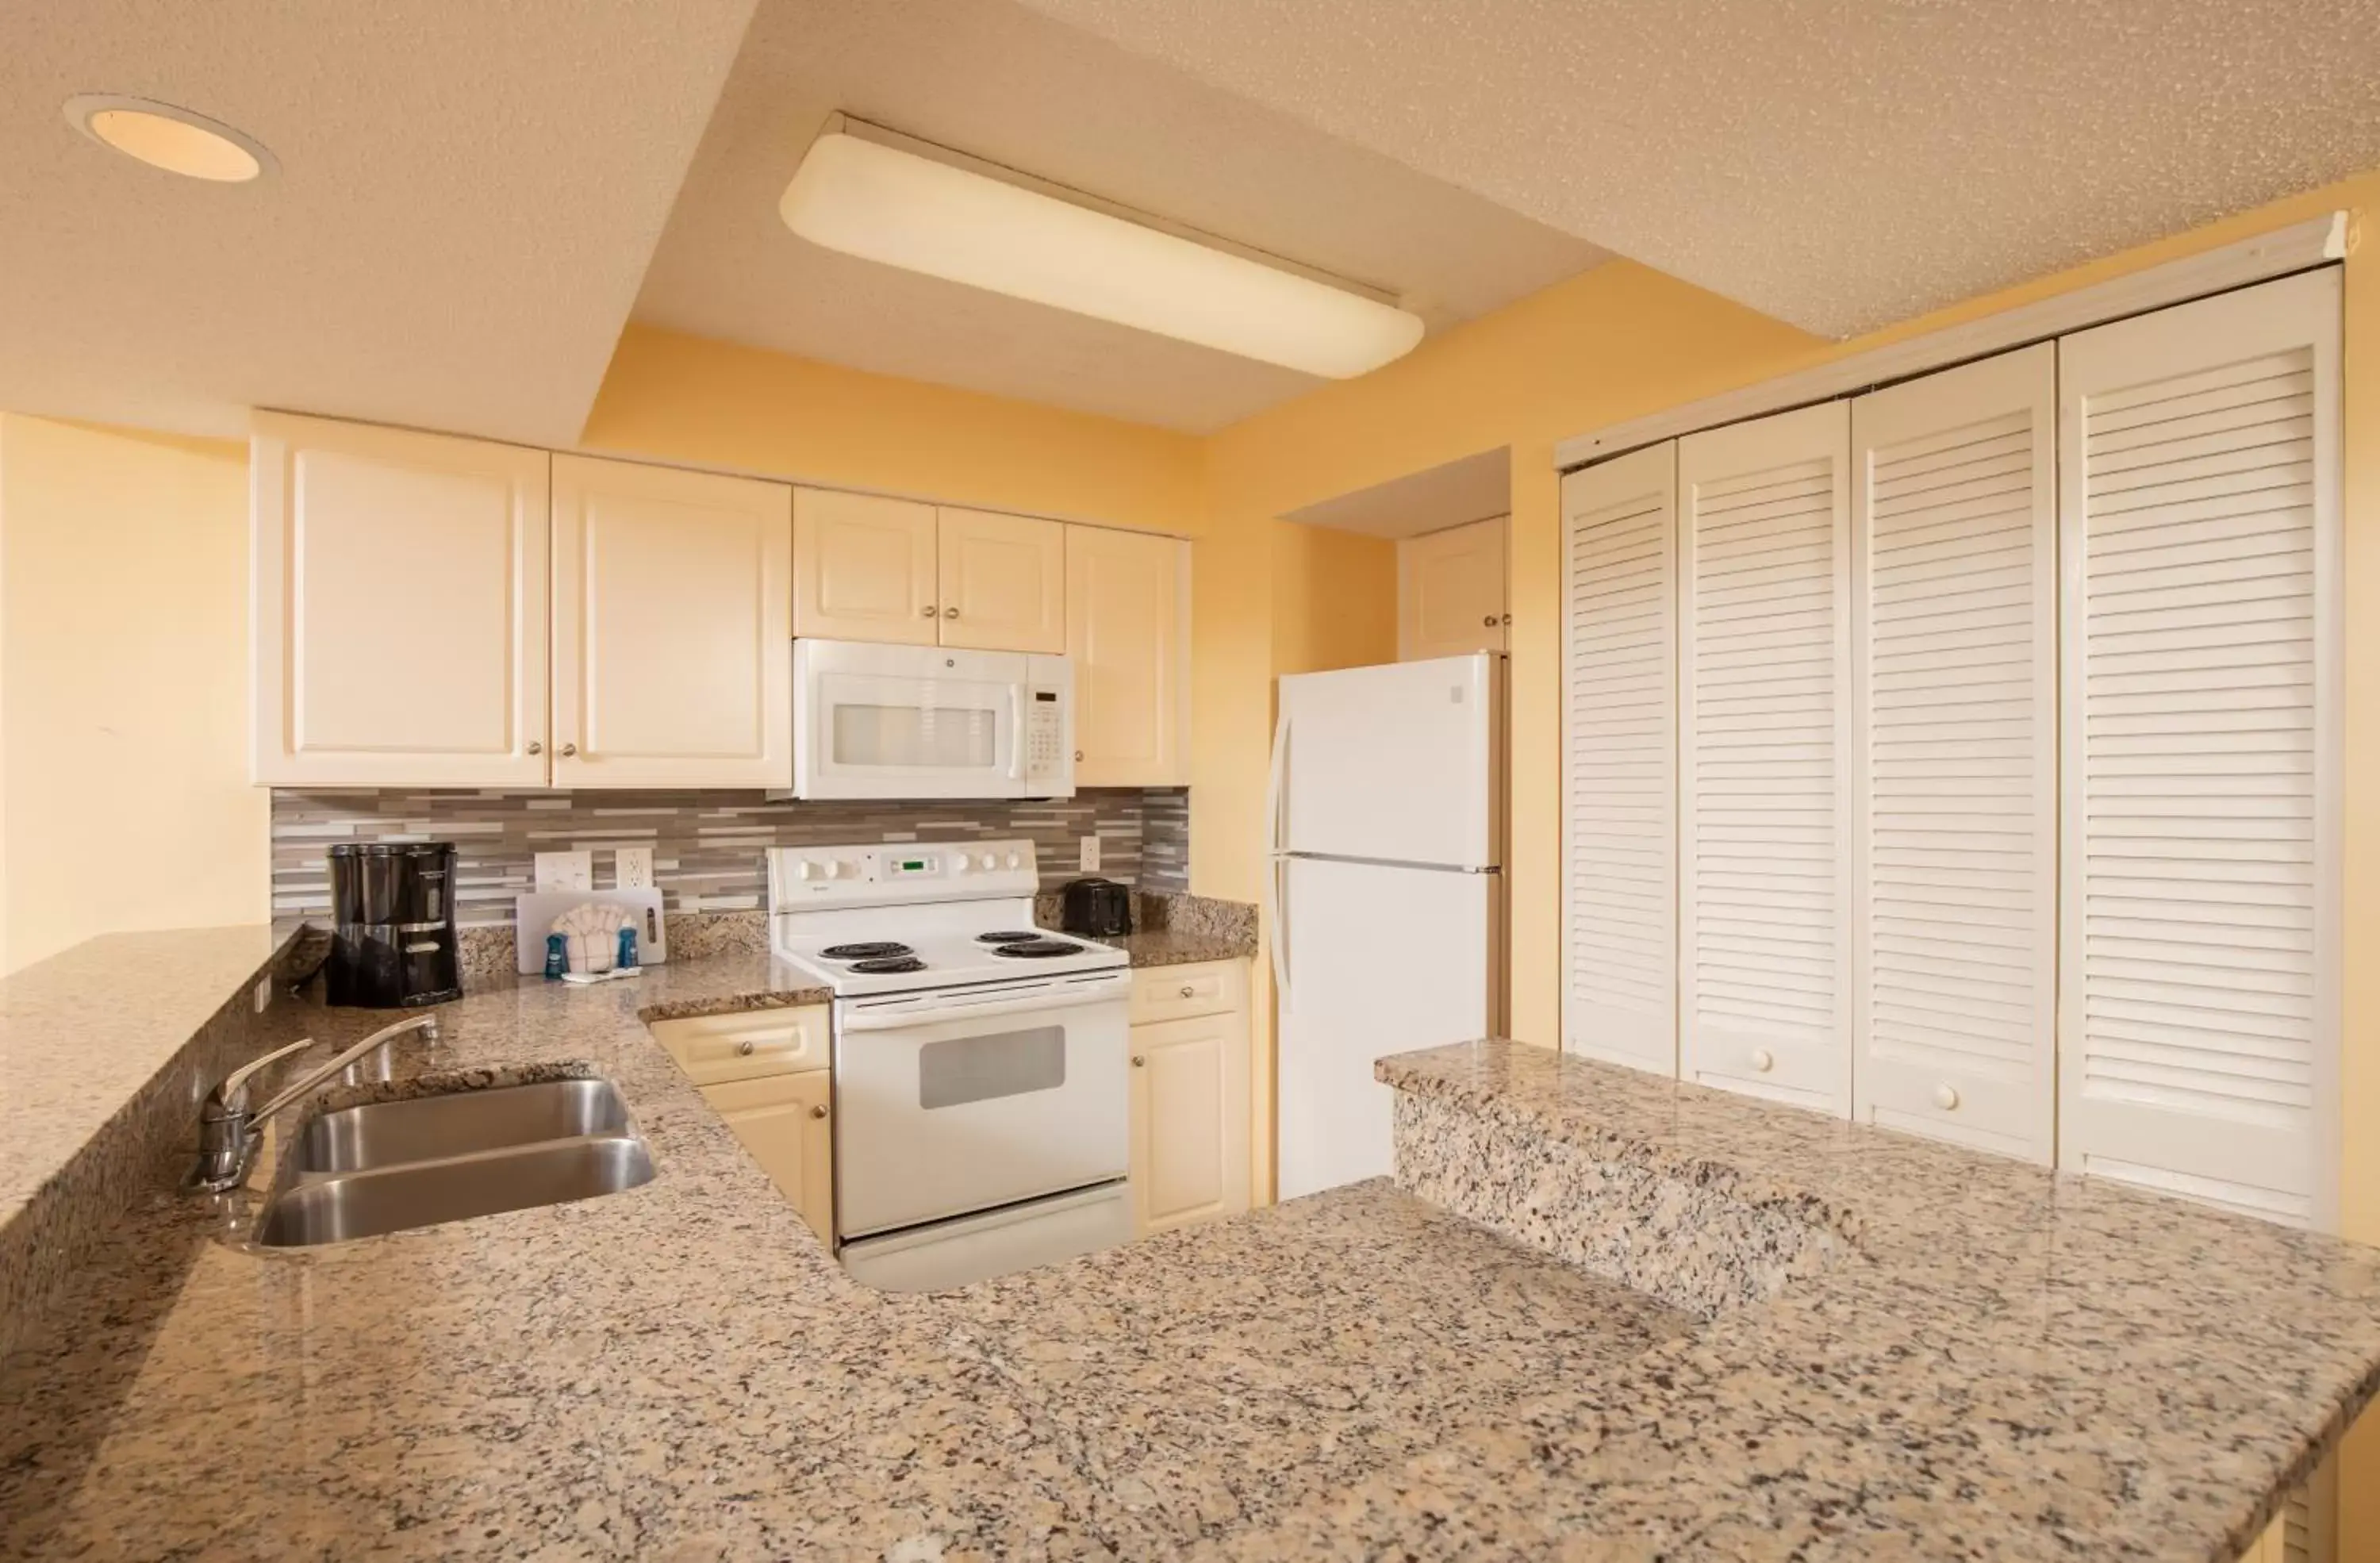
[841,980,1127,1031]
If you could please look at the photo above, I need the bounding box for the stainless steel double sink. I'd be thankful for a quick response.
[256,1079,655,1247]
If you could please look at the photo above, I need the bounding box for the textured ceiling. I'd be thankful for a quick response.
[630,0,1610,432]
[1012,0,2380,339]
[0,0,758,444]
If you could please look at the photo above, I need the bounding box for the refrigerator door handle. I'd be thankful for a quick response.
[1265,704,1291,854]
[1266,854,1291,1013]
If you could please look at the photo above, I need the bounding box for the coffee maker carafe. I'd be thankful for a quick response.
[325,842,463,1008]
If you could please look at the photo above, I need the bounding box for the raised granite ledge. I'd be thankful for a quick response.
[1375,1036,2380,1562]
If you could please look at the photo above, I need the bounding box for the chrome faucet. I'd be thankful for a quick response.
[188,1013,443,1192]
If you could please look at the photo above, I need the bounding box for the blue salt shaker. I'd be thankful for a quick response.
[616,925,639,970]
[543,933,568,980]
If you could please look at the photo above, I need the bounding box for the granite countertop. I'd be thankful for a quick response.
[1353,1039,2380,1562]
[0,950,1660,1561]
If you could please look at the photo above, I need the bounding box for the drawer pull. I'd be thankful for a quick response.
[1934,1085,1960,1111]
[1179,984,1195,999]
[737,1040,755,1056]
[808,1104,828,1119]
[1750,1048,1775,1073]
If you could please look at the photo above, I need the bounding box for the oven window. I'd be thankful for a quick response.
[918,1025,1065,1109]
[832,704,998,769]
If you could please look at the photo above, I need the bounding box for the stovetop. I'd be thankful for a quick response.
[765,838,1127,997]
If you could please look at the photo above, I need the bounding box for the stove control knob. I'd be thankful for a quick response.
[826,860,850,880]
[981,851,1003,870]
[1003,851,1023,870]
[794,861,819,882]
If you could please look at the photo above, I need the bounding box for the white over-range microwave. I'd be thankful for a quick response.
[787,639,1074,801]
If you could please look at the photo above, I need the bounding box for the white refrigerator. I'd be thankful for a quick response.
[1268,652,1503,1199]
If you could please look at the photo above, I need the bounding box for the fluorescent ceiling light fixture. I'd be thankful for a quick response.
[780,129,1424,379]
[63,94,274,183]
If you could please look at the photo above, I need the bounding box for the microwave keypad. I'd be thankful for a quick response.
[1026,697,1064,774]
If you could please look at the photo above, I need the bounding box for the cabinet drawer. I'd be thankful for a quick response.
[1687,1027,1841,1116]
[1130,959,1246,1026]
[648,1005,829,1086]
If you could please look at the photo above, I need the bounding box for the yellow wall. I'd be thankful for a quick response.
[1270,520,1399,678]
[0,415,267,973]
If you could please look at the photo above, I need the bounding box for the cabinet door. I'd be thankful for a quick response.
[1066,525,1187,785]
[1129,1006,1250,1236]
[1678,401,1853,1116]
[251,413,549,786]
[793,488,938,644]
[2058,269,2341,1230]
[1849,347,2057,1164]
[551,455,792,788]
[702,1070,834,1242]
[936,508,1065,652]
[1399,515,1507,659]
[1560,445,1677,1077]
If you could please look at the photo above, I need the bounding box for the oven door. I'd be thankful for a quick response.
[793,639,1026,800]
[833,970,1130,1239]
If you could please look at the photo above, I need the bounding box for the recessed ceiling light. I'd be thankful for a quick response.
[780,125,1423,380]
[62,94,274,183]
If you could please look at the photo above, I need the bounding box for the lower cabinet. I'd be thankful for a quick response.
[647,1006,834,1243]
[1128,960,1251,1238]
[701,1071,834,1244]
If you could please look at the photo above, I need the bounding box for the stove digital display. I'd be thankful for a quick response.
[886,854,937,877]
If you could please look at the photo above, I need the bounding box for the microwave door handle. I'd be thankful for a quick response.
[1008,685,1026,782]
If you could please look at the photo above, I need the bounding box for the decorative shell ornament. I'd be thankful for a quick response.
[551,901,635,974]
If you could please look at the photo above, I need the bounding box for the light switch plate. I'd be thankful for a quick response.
[1079,835,1101,873]
[535,850,593,892]
[616,847,654,891]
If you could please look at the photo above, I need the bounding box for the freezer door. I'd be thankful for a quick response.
[1275,856,1495,1200]
[1273,654,1499,868]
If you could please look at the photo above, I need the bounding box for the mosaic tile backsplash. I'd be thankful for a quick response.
[271,788,1190,926]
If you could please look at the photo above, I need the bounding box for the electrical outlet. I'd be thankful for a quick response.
[535,850,593,892]
[1079,835,1101,873]
[616,847,654,891]
[253,977,272,1014]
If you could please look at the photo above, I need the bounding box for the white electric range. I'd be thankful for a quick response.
[766,839,1132,1291]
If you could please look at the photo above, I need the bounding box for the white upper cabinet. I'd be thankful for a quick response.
[1559,444,1676,1077]
[936,508,1066,653]
[1399,515,1508,659]
[793,488,939,645]
[1066,524,1188,786]
[1677,401,1854,1116]
[251,413,550,787]
[551,455,793,788]
[2056,269,2341,1230]
[1849,345,2058,1163]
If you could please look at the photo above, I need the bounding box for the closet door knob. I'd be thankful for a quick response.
[809,1104,828,1119]
[1131,1055,1146,1068]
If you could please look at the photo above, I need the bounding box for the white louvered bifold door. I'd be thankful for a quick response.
[1849,345,2058,1162]
[1560,442,1677,1073]
[2058,267,2343,1231]
[1679,403,1853,1114]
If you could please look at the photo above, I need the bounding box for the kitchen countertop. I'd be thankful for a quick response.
[6,943,2368,1559]
[0,951,1668,1561]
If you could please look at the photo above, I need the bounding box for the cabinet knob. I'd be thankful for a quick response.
[1933,1085,1960,1112]
[1180,984,1195,999]
[1483,614,1498,627]
[526,740,543,755]
[1750,1048,1775,1073]
[1074,750,1084,762]
[736,1040,755,1056]
[1131,1054,1146,1068]
[809,1103,828,1119]
[560,742,578,758]
[921,605,937,618]
[943,606,959,620]
[1501,613,1512,626]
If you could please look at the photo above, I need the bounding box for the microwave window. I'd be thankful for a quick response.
[918,1025,1066,1109]
[832,704,998,769]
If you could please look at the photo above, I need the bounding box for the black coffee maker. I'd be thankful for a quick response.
[325,842,463,1008]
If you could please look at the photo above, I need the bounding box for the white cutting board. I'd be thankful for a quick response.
[514,889,669,974]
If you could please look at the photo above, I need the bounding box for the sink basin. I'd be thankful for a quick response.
[295,1079,632,1173]
[257,1136,655,1247]
[256,1077,654,1248]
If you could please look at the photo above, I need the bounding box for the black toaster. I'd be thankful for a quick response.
[1060,878,1133,938]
